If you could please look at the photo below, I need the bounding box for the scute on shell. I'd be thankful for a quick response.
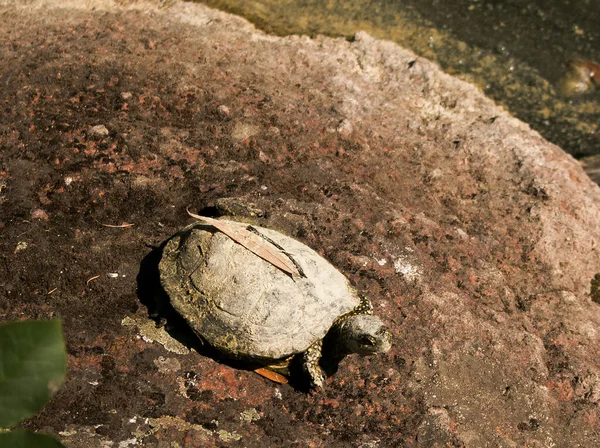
[159,222,360,360]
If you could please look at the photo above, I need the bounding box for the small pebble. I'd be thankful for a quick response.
[337,119,353,138]
[31,209,49,220]
[258,150,270,163]
[89,124,109,137]
[153,356,181,374]
[216,104,230,118]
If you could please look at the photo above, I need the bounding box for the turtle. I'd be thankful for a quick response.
[158,218,392,389]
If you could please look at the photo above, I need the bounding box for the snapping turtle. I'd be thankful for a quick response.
[158,218,392,388]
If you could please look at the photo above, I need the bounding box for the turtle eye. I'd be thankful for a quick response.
[359,335,376,346]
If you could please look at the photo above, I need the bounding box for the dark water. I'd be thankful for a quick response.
[194,0,600,159]
[405,0,600,84]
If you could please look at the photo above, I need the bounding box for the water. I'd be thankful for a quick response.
[193,0,600,159]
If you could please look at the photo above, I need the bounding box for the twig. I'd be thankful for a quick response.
[90,213,134,228]
[86,275,100,285]
[99,222,134,228]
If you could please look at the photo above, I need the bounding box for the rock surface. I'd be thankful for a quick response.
[1,0,600,446]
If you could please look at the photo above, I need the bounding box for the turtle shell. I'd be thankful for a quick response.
[159,221,360,360]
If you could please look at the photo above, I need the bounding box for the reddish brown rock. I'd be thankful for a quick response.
[1,1,600,447]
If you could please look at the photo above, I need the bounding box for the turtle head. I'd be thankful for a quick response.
[335,314,392,356]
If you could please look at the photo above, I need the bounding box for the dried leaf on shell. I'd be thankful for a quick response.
[186,209,300,277]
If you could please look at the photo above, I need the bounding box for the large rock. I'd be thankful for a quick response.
[1,0,599,446]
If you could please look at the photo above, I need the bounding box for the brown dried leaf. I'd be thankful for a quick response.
[186,209,300,277]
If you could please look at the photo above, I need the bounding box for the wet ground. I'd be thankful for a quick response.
[195,0,600,159]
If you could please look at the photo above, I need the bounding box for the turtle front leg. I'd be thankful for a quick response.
[303,339,326,389]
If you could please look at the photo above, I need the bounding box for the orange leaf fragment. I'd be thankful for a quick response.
[254,368,289,384]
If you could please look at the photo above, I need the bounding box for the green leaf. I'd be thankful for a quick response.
[0,429,66,448]
[0,320,66,428]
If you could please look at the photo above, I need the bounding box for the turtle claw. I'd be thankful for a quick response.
[308,369,327,391]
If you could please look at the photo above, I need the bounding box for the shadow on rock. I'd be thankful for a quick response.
[136,242,206,353]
